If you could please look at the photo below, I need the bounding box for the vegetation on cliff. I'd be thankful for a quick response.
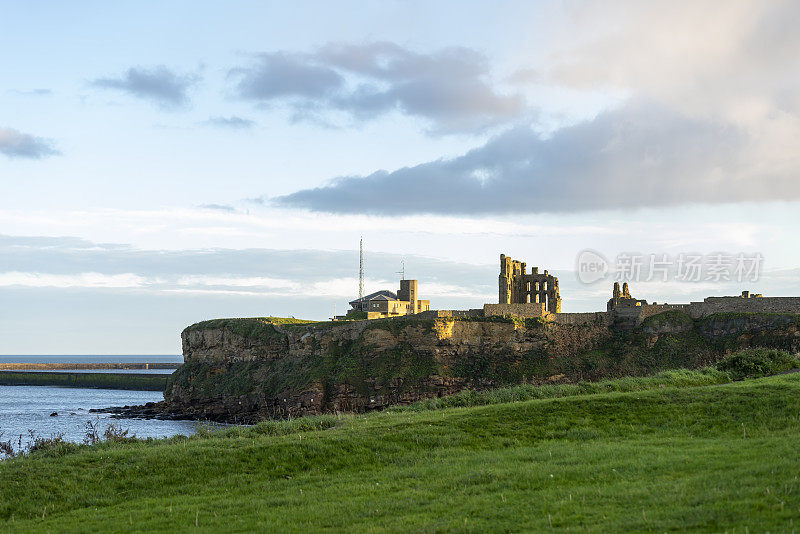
[170,312,800,422]
[182,316,314,343]
[2,362,800,531]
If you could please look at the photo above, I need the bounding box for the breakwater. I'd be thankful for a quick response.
[0,371,169,391]
[0,362,180,371]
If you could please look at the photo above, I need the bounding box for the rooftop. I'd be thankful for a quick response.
[349,290,398,306]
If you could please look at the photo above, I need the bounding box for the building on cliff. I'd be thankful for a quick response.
[346,279,431,319]
[606,282,647,311]
[483,254,562,318]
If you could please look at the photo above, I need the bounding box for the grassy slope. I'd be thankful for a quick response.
[3,372,800,532]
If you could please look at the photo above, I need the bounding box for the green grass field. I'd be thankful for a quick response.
[2,367,800,532]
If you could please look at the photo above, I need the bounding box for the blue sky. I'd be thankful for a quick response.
[2,1,799,354]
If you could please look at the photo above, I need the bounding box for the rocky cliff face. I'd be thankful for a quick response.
[163,312,800,423]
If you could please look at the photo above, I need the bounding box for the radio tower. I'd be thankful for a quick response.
[358,237,364,300]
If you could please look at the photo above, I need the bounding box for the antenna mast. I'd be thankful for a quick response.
[358,237,364,300]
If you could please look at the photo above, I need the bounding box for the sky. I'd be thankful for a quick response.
[2,1,799,354]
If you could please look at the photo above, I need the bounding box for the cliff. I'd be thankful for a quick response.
[161,311,800,423]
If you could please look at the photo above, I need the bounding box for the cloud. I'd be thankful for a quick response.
[0,127,60,159]
[0,234,494,292]
[542,1,800,182]
[277,99,791,214]
[547,1,800,116]
[229,42,525,134]
[231,52,344,100]
[0,272,145,288]
[8,88,53,96]
[3,232,799,315]
[273,2,800,215]
[198,203,236,212]
[507,68,541,85]
[92,66,200,109]
[202,116,256,129]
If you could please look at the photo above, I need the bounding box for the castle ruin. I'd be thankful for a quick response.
[606,282,647,311]
[498,254,562,312]
[482,254,562,318]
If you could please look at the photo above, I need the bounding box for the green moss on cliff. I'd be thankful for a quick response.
[641,309,694,329]
[452,347,556,384]
[166,360,260,399]
[174,312,800,419]
[697,312,800,353]
[183,317,313,344]
[168,351,327,402]
[364,316,437,336]
[320,339,438,395]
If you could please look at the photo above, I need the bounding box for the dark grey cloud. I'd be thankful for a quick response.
[92,66,200,109]
[272,99,792,215]
[229,42,524,134]
[0,127,60,159]
[231,52,344,100]
[202,116,256,129]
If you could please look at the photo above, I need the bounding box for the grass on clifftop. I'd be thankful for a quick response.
[3,362,800,532]
[184,316,315,331]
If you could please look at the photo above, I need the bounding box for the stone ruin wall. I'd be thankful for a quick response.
[422,307,613,326]
[554,312,613,326]
[484,303,548,319]
[636,297,800,322]
[412,297,800,328]
[499,254,562,313]
[695,296,800,316]
[416,309,484,319]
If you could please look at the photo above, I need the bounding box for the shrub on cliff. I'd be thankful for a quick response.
[641,310,694,331]
[716,348,799,380]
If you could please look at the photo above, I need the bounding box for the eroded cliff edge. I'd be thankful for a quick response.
[161,312,800,423]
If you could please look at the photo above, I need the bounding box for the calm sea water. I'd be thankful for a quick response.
[0,355,207,451]
[0,385,201,450]
[0,355,198,450]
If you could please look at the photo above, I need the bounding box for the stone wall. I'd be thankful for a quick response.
[611,296,800,326]
[484,302,547,318]
[417,309,484,319]
[693,297,800,317]
[554,312,612,326]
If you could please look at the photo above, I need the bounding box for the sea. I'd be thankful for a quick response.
[0,355,205,451]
